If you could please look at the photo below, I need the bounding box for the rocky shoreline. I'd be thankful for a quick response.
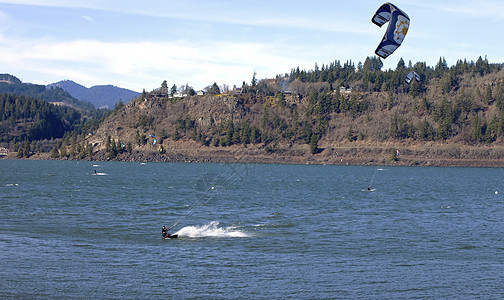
[5,141,504,168]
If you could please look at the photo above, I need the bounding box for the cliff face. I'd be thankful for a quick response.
[85,68,504,166]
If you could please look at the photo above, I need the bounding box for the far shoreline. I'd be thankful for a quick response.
[3,141,504,168]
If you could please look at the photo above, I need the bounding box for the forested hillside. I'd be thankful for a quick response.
[60,55,503,165]
[0,75,96,111]
[0,93,108,158]
[3,56,504,166]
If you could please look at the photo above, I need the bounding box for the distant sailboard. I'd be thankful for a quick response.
[163,234,178,239]
[92,170,107,176]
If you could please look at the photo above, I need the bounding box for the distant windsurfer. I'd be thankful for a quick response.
[367,186,371,191]
[94,170,97,175]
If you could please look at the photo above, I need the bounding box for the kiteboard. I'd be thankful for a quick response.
[164,234,178,239]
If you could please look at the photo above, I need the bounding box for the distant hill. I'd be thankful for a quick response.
[48,80,140,109]
[75,56,504,166]
[0,91,110,160]
[0,75,95,111]
[0,93,81,143]
[0,73,22,84]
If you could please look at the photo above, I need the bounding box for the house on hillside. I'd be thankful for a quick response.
[197,90,205,96]
[339,86,352,94]
[170,92,187,98]
[283,91,301,105]
[0,147,9,156]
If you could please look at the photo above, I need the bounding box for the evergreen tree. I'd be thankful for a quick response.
[105,135,112,152]
[60,145,68,157]
[241,120,251,145]
[300,121,312,144]
[208,83,221,95]
[396,58,406,71]
[471,115,484,142]
[251,71,257,87]
[126,142,133,154]
[309,134,319,154]
[224,119,234,146]
[23,139,30,157]
[485,85,493,104]
[170,84,177,96]
[50,146,59,158]
[250,126,261,144]
[389,113,399,138]
[496,83,504,109]
[172,127,179,141]
[16,146,23,158]
[409,80,422,97]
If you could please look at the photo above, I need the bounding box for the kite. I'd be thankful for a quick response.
[405,71,420,84]
[372,3,410,59]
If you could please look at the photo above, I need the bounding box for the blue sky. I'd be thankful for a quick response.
[1,0,503,92]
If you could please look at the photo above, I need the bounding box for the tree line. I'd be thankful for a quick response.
[0,93,108,157]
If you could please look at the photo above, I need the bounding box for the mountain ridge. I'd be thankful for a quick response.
[0,75,95,111]
[47,80,140,109]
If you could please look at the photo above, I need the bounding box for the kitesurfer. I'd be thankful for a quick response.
[162,225,169,238]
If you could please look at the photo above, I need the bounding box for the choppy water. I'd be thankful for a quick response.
[1,160,504,298]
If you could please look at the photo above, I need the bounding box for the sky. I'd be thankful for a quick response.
[1,0,504,92]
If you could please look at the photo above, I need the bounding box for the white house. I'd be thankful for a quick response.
[339,86,352,94]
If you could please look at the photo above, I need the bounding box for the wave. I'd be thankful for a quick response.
[174,221,249,238]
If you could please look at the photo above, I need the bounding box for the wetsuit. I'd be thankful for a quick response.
[162,226,168,238]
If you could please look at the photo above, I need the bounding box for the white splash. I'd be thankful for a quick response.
[174,221,249,238]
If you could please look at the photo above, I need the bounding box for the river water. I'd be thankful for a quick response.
[1,160,504,298]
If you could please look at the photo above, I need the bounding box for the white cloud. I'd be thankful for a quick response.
[0,0,372,35]
[2,0,503,92]
[0,0,99,8]
[0,9,11,31]
[0,35,333,91]
[81,15,94,23]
